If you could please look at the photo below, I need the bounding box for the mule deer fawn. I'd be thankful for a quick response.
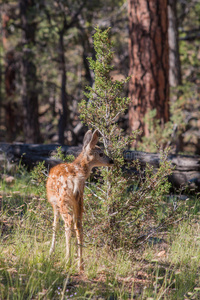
[46,130,113,271]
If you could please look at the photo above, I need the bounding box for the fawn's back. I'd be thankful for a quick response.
[47,159,86,214]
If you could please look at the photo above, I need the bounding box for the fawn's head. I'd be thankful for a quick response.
[82,130,114,168]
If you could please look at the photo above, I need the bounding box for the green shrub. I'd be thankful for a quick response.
[80,27,173,250]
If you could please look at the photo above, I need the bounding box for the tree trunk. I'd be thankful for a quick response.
[168,0,182,87]
[19,0,40,143]
[58,27,69,145]
[2,11,16,142]
[128,0,169,142]
[0,41,2,141]
[168,0,183,153]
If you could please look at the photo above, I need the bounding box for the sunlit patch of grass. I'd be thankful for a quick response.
[169,220,200,299]
[0,169,200,299]
[140,218,200,299]
[84,244,133,280]
[0,228,66,299]
[170,221,200,267]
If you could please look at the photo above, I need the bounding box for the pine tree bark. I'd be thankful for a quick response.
[19,0,40,143]
[128,0,169,141]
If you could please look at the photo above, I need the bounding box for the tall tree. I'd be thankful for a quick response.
[57,19,69,145]
[45,0,85,144]
[19,0,40,143]
[2,8,17,141]
[168,0,182,87]
[128,0,169,142]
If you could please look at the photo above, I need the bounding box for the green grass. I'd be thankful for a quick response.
[0,170,200,299]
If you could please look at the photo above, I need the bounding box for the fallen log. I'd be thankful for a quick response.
[124,151,200,191]
[0,143,82,169]
[0,143,200,191]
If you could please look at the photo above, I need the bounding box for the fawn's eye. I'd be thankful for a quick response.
[99,153,104,157]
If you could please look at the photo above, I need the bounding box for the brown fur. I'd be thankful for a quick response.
[46,130,113,272]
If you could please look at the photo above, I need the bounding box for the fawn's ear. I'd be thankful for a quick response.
[83,130,93,149]
[89,130,99,149]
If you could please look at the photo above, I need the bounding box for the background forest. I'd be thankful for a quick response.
[1,0,200,154]
[0,1,200,299]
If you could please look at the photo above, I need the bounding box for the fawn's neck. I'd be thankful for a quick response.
[73,152,92,180]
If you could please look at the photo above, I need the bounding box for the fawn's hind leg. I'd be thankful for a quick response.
[74,202,84,271]
[49,205,59,256]
[74,219,84,271]
[60,207,73,264]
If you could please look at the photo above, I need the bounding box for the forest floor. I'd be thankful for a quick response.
[0,169,200,299]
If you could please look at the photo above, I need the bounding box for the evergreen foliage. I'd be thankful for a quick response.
[80,27,173,249]
[80,27,132,158]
